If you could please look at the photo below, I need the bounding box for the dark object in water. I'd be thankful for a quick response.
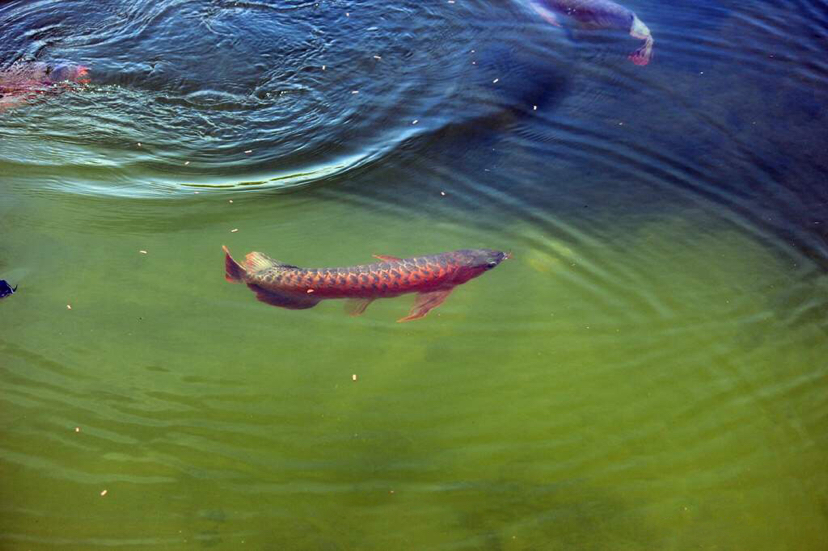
[0,280,17,298]
[223,246,510,322]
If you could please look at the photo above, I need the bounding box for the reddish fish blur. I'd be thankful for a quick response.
[223,246,510,322]
[0,61,90,112]
[529,0,654,65]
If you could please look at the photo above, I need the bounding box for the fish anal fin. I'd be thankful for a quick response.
[344,298,375,317]
[373,254,402,262]
[248,284,320,310]
[397,288,454,323]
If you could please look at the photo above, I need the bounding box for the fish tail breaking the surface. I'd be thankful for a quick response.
[629,36,654,66]
[223,245,246,283]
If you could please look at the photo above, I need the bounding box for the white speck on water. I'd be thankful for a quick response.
[352,374,357,381]
[412,119,418,124]
[139,250,147,254]
[493,78,499,84]
[231,228,239,233]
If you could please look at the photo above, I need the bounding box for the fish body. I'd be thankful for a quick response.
[530,0,654,65]
[0,61,90,111]
[223,247,509,322]
[0,280,17,299]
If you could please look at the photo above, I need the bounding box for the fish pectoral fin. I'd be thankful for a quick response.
[248,284,320,310]
[373,254,402,262]
[397,288,454,323]
[344,298,375,317]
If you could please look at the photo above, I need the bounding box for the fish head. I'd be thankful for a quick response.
[454,249,511,272]
[629,15,651,40]
[48,63,91,84]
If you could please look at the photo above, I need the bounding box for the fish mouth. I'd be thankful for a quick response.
[76,66,91,84]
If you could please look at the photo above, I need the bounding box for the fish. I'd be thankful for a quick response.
[529,0,654,65]
[0,61,90,112]
[223,246,510,322]
[0,280,17,299]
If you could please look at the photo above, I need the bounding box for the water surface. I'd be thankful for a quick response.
[1,0,827,549]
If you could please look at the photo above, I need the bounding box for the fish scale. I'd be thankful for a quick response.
[223,247,509,322]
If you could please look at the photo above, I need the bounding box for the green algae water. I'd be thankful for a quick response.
[2,0,828,549]
[2,187,826,549]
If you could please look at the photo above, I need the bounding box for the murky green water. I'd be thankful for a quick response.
[3,0,828,549]
[2,182,826,549]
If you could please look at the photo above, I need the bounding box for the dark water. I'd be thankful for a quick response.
[1,1,827,549]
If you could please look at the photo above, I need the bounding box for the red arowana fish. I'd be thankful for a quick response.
[529,0,654,65]
[0,61,90,112]
[223,246,510,322]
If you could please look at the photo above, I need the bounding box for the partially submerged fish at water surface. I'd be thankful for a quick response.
[529,0,654,65]
[0,280,17,299]
[223,247,510,322]
[0,60,90,111]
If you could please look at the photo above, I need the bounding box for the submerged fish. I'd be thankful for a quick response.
[223,246,510,322]
[529,0,654,65]
[0,61,90,111]
[0,280,17,299]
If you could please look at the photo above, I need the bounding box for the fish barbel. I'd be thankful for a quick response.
[223,246,510,322]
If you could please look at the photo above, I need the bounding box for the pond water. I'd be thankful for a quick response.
[1,0,827,549]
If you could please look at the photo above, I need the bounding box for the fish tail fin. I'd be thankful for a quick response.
[223,245,246,283]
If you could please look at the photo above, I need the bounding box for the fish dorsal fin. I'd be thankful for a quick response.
[373,254,402,262]
[245,251,286,273]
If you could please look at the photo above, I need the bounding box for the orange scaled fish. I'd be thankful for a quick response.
[223,246,510,322]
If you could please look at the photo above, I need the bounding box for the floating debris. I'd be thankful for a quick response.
[66,304,72,310]
[74,427,80,433]
[100,490,108,497]
[352,374,357,381]
[230,228,239,233]
[139,250,148,255]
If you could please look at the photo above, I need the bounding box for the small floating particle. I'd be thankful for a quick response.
[389,490,395,494]
[67,304,72,310]
[440,191,446,196]
[184,161,190,165]
[307,289,315,294]
[231,228,239,233]
[228,200,233,204]
[194,191,200,194]
[492,78,499,84]
[322,65,326,70]
[139,250,148,254]
[619,122,624,125]
[100,490,108,496]
[352,90,359,94]
[373,55,382,60]
[533,105,537,111]
[412,119,418,125]
[352,374,357,381]
[75,427,80,433]
[244,150,252,154]
[346,12,350,17]
[137,142,142,147]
